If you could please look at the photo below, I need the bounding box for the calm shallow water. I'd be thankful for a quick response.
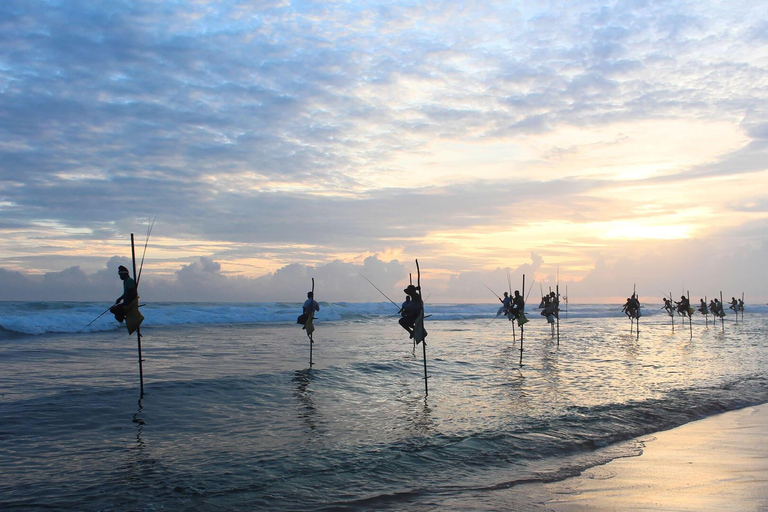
[1,303,767,510]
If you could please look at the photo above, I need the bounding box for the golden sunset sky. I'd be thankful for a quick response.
[1,1,767,302]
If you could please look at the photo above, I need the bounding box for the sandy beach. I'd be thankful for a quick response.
[541,404,768,511]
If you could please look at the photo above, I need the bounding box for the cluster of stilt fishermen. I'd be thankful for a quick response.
[653,294,745,321]
[110,228,752,398]
[619,287,748,342]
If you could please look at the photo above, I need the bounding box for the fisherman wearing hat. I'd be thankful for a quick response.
[110,265,137,323]
[398,284,424,339]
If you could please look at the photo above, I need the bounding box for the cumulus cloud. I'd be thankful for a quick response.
[0,255,412,303]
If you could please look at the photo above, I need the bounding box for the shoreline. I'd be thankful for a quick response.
[535,403,768,511]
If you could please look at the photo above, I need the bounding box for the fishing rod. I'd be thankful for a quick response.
[358,273,401,311]
[525,278,536,302]
[482,282,503,301]
[78,306,113,333]
[485,311,505,327]
[136,215,157,287]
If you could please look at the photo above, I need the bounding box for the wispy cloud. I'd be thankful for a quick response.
[1,0,767,301]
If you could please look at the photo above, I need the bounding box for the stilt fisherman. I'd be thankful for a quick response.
[110,265,137,323]
[298,291,320,330]
[510,290,525,322]
[698,298,708,315]
[399,284,427,342]
[676,295,691,317]
[497,292,511,316]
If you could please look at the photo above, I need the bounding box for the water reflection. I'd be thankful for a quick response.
[395,382,436,436]
[293,369,320,435]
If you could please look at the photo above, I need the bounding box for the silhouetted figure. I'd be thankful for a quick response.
[110,265,137,323]
[297,291,319,329]
[399,284,427,341]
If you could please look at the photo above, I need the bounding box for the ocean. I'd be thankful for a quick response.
[2,300,767,511]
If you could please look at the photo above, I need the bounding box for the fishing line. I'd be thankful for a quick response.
[358,273,401,310]
[136,215,157,287]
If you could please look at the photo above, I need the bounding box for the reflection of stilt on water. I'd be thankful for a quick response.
[121,396,160,485]
[503,368,531,410]
[132,397,146,449]
[538,340,563,404]
[292,369,320,434]
[395,383,435,436]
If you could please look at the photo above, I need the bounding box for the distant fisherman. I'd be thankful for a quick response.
[729,297,739,313]
[497,292,511,316]
[622,297,632,317]
[710,298,724,318]
[510,290,525,321]
[624,293,640,319]
[541,291,558,323]
[399,284,427,341]
[662,297,675,316]
[297,291,319,330]
[698,298,708,315]
[676,295,691,317]
[540,294,551,316]
[110,265,137,323]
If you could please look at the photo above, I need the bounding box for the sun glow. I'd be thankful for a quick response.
[375,119,747,188]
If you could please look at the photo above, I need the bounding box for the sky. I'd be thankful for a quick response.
[1,0,768,303]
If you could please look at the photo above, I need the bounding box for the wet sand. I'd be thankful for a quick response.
[542,404,768,511]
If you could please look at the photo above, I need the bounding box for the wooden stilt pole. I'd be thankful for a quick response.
[130,234,145,397]
[416,260,428,396]
[670,291,675,333]
[706,297,709,327]
[687,290,692,339]
[410,273,415,352]
[635,284,639,340]
[308,278,315,367]
[548,287,552,336]
[556,283,560,346]
[519,274,525,366]
[630,284,635,335]
[509,271,515,343]
[720,291,725,332]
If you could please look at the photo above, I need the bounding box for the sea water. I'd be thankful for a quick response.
[2,301,768,510]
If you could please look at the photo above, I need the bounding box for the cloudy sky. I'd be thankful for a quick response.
[1,0,768,303]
